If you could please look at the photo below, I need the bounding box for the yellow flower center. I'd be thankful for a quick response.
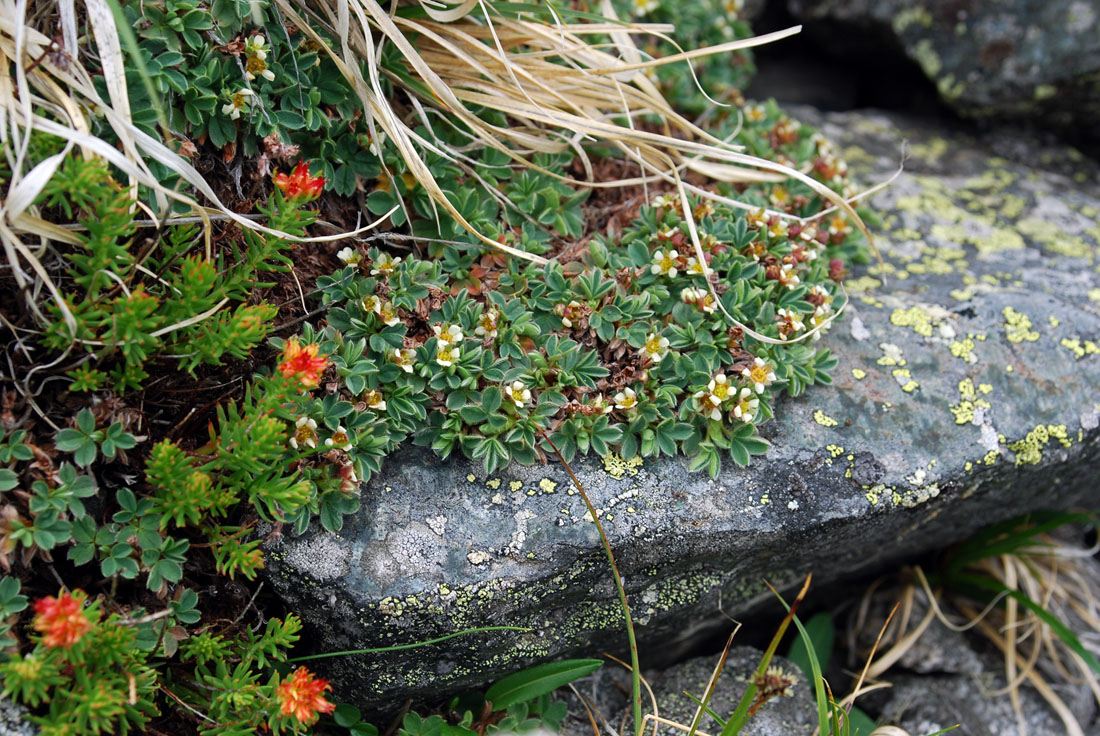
[750,364,770,384]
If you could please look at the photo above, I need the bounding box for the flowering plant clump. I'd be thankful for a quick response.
[304,127,865,480]
[277,667,337,725]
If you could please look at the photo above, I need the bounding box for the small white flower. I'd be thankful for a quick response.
[641,332,670,363]
[289,416,318,450]
[741,357,777,395]
[504,380,532,408]
[391,348,416,374]
[475,308,500,340]
[732,387,759,422]
[244,35,268,60]
[633,0,660,16]
[767,218,789,239]
[432,323,464,345]
[652,193,679,209]
[650,249,680,278]
[221,88,253,120]
[589,394,614,414]
[686,257,707,276]
[325,425,353,451]
[435,343,459,368]
[613,388,638,410]
[378,301,401,327]
[361,295,382,315]
[680,287,716,314]
[708,373,732,404]
[370,252,402,277]
[363,389,386,411]
[337,247,362,266]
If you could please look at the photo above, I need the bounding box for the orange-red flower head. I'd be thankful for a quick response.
[32,590,94,648]
[276,666,336,725]
[274,161,325,202]
[279,338,329,390]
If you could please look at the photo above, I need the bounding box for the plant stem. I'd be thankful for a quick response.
[541,432,643,736]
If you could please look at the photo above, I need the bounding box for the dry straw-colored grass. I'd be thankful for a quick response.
[2,0,887,367]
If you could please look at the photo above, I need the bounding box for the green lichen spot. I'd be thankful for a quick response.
[1060,337,1100,359]
[601,453,643,480]
[890,306,937,337]
[1008,424,1072,466]
[826,444,845,459]
[851,368,866,380]
[466,473,477,483]
[893,7,932,32]
[949,337,978,363]
[486,478,501,490]
[978,228,1026,254]
[539,478,558,493]
[1003,307,1039,343]
[509,480,523,492]
[813,410,839,427]
[949,378,991,425]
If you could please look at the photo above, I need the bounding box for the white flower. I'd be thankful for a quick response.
[650,249,680,278]
[708,373,733,404]
[475,308,500,339]
[370,252,402,277]
[652,193,679,209]
[378,301,401,327]
[686,257,707,276]
[337,247,362,266]
[391,348,416,374]
[633,0,660,16]
[504,380,532,408]
[221,89,253,120]
[432,323,464,345]
[589,394,614,414]
[680,287,716,314]
[363,389,386,411]
[641,332,670,363]
[613,388,638,410]
[767,218,789,239]
[325,425,352,451]
[741,357,777,395]
[289,416,318,450]
[435,343,459,368]
[361,295,382,315]
[744,104,766,123]
[244,35,268,60]
[732,387,759,422]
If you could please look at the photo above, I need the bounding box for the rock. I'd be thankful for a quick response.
[618,648,815,736]
[0,699,37,736]
[263,108,1100,711]
[784,0,1100,134]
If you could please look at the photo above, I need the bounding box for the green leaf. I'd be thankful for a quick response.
[485,659,602,709]
[0,469,17,492]
[785,611,834,682]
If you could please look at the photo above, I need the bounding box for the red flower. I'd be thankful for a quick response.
[279,338,330,389]
[276,667,336,725]
[274,161,325,202]
[32,590,93,648]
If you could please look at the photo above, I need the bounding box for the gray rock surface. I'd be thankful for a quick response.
[0,699,37,736]
[632,648,815,736]
[264,108,1100,711]
[786,0,1100,131]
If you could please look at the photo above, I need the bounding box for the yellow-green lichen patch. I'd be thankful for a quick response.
[539,478,558,494]
[892,368,919,393]
[977,228,1026,254]
[1016,218,1094,261]
[466,473,477,483]
[877,343,907,367]
[1088,288,1100,302]
[949,378,992,425]
[1059,337,1100,360]
[1008,424,1072,466]
[601,453,643,480]
[509,480,523,492]
[851,368,866,380]
[486,478,501,490]
[949,336,978,363]
[890,306,939,337]
[1003,307,1040,343]
[813,410,839,427]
